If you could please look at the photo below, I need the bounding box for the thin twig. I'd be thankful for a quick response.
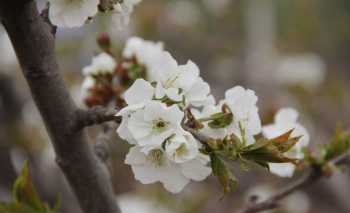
[75,107,121,131]
[238,152,350,213]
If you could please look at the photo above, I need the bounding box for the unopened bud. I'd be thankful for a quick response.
[97,32,111,51]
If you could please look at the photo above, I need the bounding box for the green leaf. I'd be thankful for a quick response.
[208,113,233,129]
[0,162,60,213]
[324,128,350,161]
[210,154,238,193]
[274,136,302,153]
[254,160,270,170]
[13,162,44,210]
[240,130,301,168]
[269,129,302,153]
[242,143,297,164]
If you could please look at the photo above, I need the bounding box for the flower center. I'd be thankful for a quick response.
[153,119,168,132]
[164,74,179,89]
[175,143,188,157]
[147,149,164,167]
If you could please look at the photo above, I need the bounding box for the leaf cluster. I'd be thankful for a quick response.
[206,129,302,193]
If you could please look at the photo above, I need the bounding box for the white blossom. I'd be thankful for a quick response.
[83,53,117,76]
[153,54,211,107]
[116,79,155,144]
[122,37,211,107]
[276,53,326,90]
[165,133,199,164]
[127,101,185,148]
[48,0,99,28]
[222,86,261,145]
[262,108,310,177]
[125,146,211,193]
[111,0,142,30]
[122,37,164,80]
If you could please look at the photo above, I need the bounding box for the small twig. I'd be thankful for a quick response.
[238,152,350,213]
[75,107,121,131]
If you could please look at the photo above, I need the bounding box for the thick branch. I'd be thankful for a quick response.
[238,152,350,213]
[0,1,120,213]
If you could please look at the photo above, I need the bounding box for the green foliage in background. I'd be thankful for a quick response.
[0,162,60,213]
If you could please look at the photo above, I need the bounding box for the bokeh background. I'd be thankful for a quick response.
[1,0,350,212]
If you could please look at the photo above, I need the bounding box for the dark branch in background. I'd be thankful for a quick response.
[0,1,120,213]
[238,152,350,213]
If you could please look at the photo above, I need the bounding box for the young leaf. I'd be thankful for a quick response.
[0,162,60,213]
[273,136,302,153]
[208,113,233,129]
[210,153,238,193]
[13,162,44,211]
[324,129,350,162]
[242,144,298,164]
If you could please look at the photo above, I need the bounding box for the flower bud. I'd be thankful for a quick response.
[97,32,111,52]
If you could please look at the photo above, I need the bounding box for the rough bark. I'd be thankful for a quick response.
[0,1,120,213]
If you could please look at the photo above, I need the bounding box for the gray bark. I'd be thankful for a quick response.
[0,1,120,212]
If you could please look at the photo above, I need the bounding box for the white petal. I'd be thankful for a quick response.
[185,78,210,107]
[125,146,147,165]
[123,79,154,105]
[122,37,164,80]
[155,82,166,99]
[125,147,164,184]
[49,0,99,28]
[116,103,144,116]
[166,105,184,125]
[160,165,190,193]
[181,158,212,181]
[177,60,200,91]
[138,129,174,147]
[275,108,299,124]
[225,86,258,107]
[142,101,166,121]
[117,116,137,144]
[128,111,152,139]
[269,163,295,178]
[165,134,198,163]
[165,88,182,102]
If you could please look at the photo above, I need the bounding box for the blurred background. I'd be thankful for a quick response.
[1,0,350,212]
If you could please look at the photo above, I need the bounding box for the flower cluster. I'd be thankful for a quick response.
[80,35,311,193]
[116,37,214,193]
[48,0,142,28]
[81,52,117,107]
